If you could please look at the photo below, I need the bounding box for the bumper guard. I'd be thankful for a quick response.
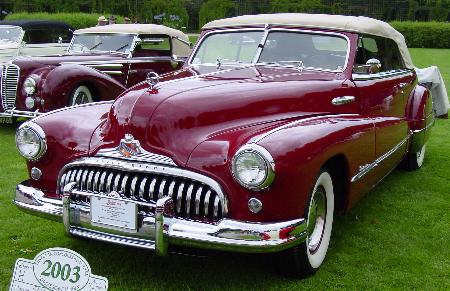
[13,182,307,255]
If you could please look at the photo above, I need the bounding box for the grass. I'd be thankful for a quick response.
[0,48,449,290]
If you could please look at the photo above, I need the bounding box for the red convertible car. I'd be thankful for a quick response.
[13,14,434,276]
[0,24,190,122]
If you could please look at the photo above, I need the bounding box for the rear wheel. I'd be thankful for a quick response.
[278,170,335,277]
[68,85,93,106]
[404,144,426,171]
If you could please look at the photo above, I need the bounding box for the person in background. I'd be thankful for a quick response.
[124,17,131,24]
[97,16,108,26]
[108,15,116,25]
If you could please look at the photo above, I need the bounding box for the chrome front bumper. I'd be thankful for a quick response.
[14,182,307,255]
[0,108,42,119]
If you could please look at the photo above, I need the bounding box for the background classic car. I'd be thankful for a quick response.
[0,20,73,63]
[0,24,190,122]
[13,14,433,277]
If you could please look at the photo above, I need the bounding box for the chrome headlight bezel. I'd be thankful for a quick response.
[231,144,275,190]
[23,76,37,95]
[15,122,47,161]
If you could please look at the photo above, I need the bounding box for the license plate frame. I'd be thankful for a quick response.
[90,196,137,233]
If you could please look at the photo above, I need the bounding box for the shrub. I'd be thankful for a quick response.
[390,21,450,48]
[4,12,125,30]
[141,0,188,30]
[199,0,236,28]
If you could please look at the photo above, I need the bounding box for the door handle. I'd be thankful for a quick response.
[332,96,356,106]
[398,82,408,89]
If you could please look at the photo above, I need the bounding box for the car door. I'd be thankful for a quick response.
[352,35,415,185]
[126,34,183,87]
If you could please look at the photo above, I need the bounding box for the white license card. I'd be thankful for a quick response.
[91,196,137,232]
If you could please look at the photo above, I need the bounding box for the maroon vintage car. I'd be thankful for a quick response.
[0,24,190,123]
[13,14,434,277]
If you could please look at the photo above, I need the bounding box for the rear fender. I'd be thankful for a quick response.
[405,84,434,152]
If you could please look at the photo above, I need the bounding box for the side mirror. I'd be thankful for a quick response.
[58,37,63,44]
[21,41,26,48]
[366,58,381,74]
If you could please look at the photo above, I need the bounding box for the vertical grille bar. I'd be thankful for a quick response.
[1,65,20,110]
[59,165,227,221]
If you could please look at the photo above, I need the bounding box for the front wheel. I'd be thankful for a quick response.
[277,170,334,277]
[68,85,93,106]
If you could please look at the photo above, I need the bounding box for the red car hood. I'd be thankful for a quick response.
[93,65,350,165]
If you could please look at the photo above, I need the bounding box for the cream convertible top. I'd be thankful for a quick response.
[203,13,413,69]
[75,24,190,57]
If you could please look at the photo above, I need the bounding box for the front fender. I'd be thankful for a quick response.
[24,102,112,198]
[187,115,376,222]
[39,64,126,111]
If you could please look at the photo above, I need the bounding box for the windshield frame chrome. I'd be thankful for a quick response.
[68,32,138,56]
[188,26,350,73]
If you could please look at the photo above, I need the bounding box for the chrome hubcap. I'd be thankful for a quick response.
[307,186,327,253]
[74,92,88,105]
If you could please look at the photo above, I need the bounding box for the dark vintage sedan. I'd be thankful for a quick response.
[13,14,434,277]
[0,20,74,63]
[0,24,190,122]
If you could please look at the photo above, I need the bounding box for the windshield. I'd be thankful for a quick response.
[191,31,264,65]
[69,33,134,54]
[0,26,22,44]
[191,30,348,71]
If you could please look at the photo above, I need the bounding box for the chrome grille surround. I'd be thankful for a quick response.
[1,64,20,110]
[57,157,228,222]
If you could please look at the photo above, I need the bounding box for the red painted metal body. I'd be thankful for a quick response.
[0,52,183,114]
[23,27,433,223]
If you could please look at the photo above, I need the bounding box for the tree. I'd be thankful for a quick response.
[270,0,326,13]
[199,0,236,28]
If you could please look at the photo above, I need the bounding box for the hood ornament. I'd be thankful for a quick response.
[118,134,142,157]
[146,72,160,91]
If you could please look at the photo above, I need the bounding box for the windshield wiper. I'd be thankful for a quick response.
[89,42,103,50]
[115,43,129,52]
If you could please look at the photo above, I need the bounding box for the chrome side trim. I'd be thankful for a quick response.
[101,70,123,75]
[352,69,413,81]
[249,114,360,144]
[351,133,411,183]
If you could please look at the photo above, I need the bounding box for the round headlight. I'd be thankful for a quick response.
[231,144,275,190]
[15,122,47,161]
[24,77,37,95]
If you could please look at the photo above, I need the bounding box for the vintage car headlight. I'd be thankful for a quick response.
[231,144,275,190]
[15,122,47,161]
[23,77,37,95]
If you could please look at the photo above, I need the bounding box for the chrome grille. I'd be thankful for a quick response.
[1,64,20,110]
[59,164,227,221]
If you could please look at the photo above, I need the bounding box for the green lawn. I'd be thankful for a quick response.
[0,49,449,290]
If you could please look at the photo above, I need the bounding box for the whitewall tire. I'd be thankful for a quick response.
[68,85,93,106]
[405,144,426,171]
[278,170,335,277]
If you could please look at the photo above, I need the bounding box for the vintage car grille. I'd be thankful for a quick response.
[0,64,20,110]
[59,164,227,222]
